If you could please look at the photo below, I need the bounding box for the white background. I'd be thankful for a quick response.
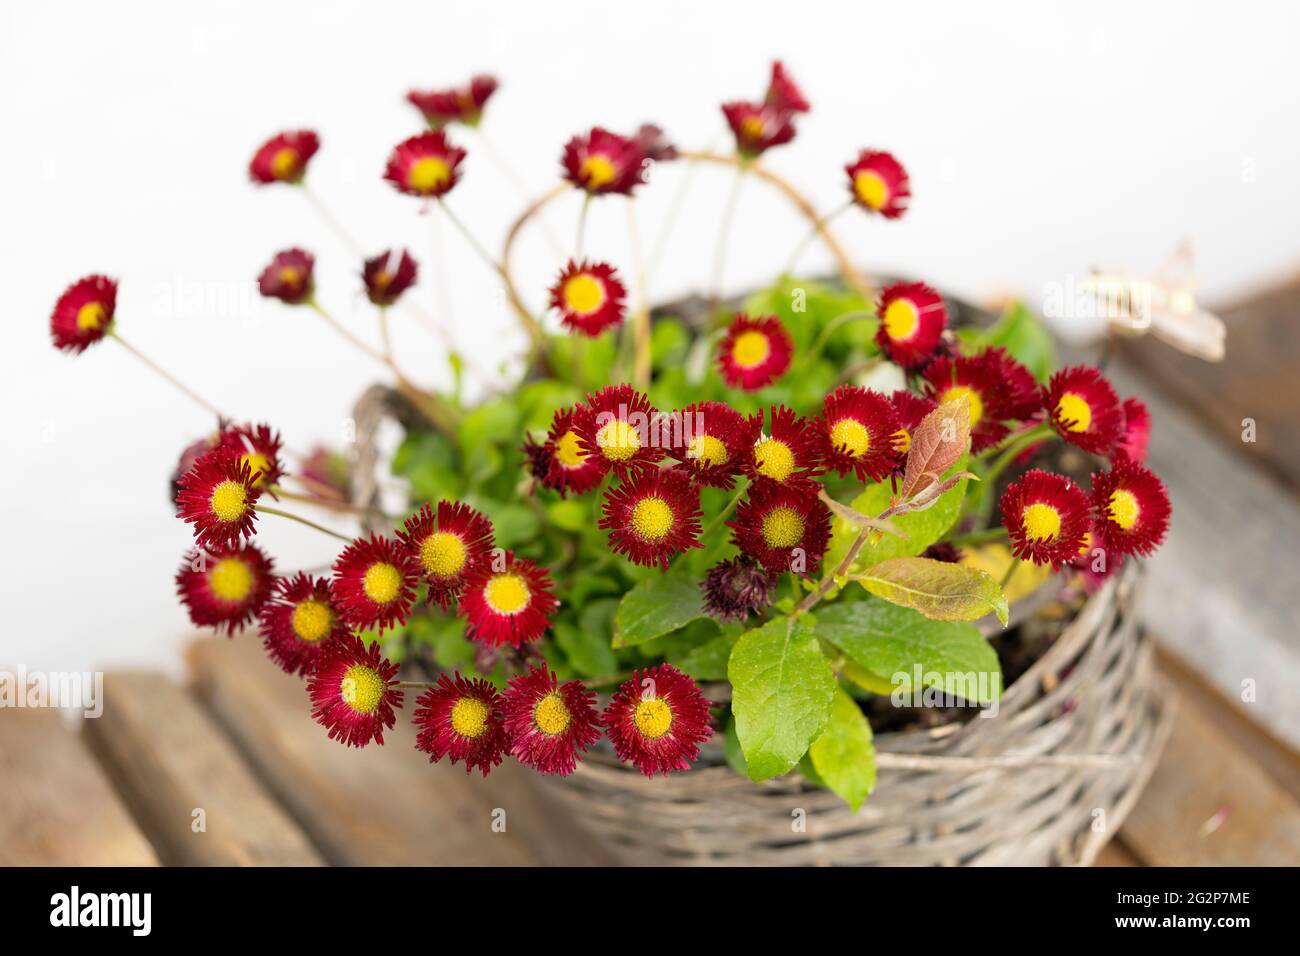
[2,1,1298,674]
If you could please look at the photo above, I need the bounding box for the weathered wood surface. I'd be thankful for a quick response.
[0,707,157,866]
[82,672,324,866]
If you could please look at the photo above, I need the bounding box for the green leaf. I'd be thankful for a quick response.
[674,627,739,681]
[824,465,969,572]
[853,557,1009,626]
[650,317,691,369]
[456,399,519,456]
[977,300,1056,382]
[517,379,583,432]
[723,715,749,776]
[816,598,1002,703]
[809,687,877,811]
[728,614,836,781]
[544,498,590,533]
[555,616,618,679]
[612,574,706,648]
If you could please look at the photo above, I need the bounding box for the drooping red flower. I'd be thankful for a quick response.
[999,469,1092,567]
[1116,396,1152,463]
[176,448,262,548]
[604,664,714,777]
[548,260,626,337]
[170,430,225,507]
[458,551,558,648]
[730,481,832,574]
[701,554,778,623]
[922,542,965,564]
[722,101,797,158]
[50,275,117,353]
[574,384,664,479]
[258,248,315,305]
[362,249,418,307]
[633,123,677,163]
[406,74,499,128]
[307,634,403,747]
[219,422,285,493]
[383,130,466,198]
[500,663,603,776]
[921,353,1011,453]
[395,501,495,609]
[742,405,823,487]
[1089,459,1171,559]
[298,444,352,503]
[983,347,1043,422]
[667,400,751,489]
[561,127,646,196]
[258,573,350,676]
[248,130,320,185]
[888,389,938,457]
[765,60,810,114]
[175,542,275,635]
[526,405,608,497]
[845,149,910,218]
[875,282,947,369]
[329,534,420,634]
[717,314,794,391]
[1045,365,1125,455]
[599,468,702,569]
[818,385,903,482]
[413,672,510,777]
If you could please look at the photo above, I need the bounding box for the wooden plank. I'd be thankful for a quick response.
[0,708,157,866]
[81,672,324,866]
[188,635,613,866]
[1093,840,1142,867]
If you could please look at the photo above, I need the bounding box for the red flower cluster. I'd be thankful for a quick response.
[722,60,809,158]
[407,74,498,128]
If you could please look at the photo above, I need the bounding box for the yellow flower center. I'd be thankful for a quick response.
[408,156,451,193]
[687,434,728,468]
[630,496,674,541]
[270,147,300,179]
[450,696,490,739]
[209,558,253,602]
[209,480,248,523]
[1056,392,1093,432]
[754,438,795,482]
[76,302,107,332]
[740,115,766,141]
[892,428,913,455]
[1078,530,1093,555]
[420,532,467,578]
[942,385,984,427]
[761,506,805,549]
[340,664,385,714]
[554,430,587,468]
[241,451,271,488]
[633,697,673,740]
[596,419,640,461]
[533,692,571,736]
[484,573,530,614]
[1022,503,1062,542]
[562,274,605,314]
[362,562,402,604]
[882,298,920,340]
[1108,489,1140,530]
[830,418,871,458]
[731,330,771,368]
[579,154,616,189]
[854,170,889,210]
[290,599,333,642]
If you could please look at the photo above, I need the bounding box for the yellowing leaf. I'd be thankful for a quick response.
[852,556,1009,627]
[808,687,876,812]
[960,543,1050,605]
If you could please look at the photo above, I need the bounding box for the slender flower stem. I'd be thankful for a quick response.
[299,184,363,258]
[981,423,1056,487]
[271,486,397,521]
[107,331,224,420]
[625,198,652,389]
[707,164,748,313]
[377,306,394,364]
[802,309,876,368]
[307,299,388,366]
[999,556,1020,589]
[700,480,749,540]
[259,505,354,542]
[395,681,436,691]
[468,127,566,256]
[782,200,853,276]
[647,138,719,288]
[575,192,592,259]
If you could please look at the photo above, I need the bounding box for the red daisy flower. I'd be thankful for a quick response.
[999,469,1092,567]
[458,551,558,648]
[169,430,224,507]
[888,389,938,457]
[500,663,603,776]
[1045,365,1125,455]
[527,405,608,497]
[729,481,832,574]
[667,400,751,489]
[921,354,1010,453]
[574,385,664,479]
[219,422,284,493]
[406,74,499,128]
[362,249,418,307]
[1089,459,1171,559]
[722,101,797,158]
[176,448,262,549]
[633,123,677,163]
[258,573,350,676]
[1068,525,1123,591]
[604,664,714,777]
[765,60,810,114]
[983,347,1043,422]
[383,130,466,199]
[1116,396,1152,463]
[395,501,495,609]
[599,468,702,569]
[845,149,911,218]
[561,127,646,196]
[307,634,403,747]
[548,260,626,337]
[743,405,823,487]
[413,672,510,777]
[330,534,420,634]
[701,554,777,623]
[258,248,315,305]
[875,282,947,369]
[818,385,903,482]
[176,542,275,635]
[248,129,320,185]
[717,314,794,391]
[50,275,117,353]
